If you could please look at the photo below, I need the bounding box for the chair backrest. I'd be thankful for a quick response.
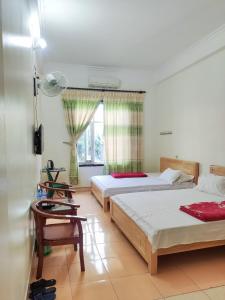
[31,200,86,243]
[31,201,47,243]
[31,200,66,241]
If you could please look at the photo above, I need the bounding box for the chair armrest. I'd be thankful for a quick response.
[38,200,80,209]
[31,201,86,221]
[40,182,76,193]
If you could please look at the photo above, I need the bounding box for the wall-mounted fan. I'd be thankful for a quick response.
[34,71,68,97]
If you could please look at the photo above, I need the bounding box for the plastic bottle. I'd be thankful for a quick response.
[41,190,47,199]
[36,186,42,199]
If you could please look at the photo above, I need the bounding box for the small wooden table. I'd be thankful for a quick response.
[42,167,66,182]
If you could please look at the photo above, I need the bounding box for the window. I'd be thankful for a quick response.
[77,103,104,165]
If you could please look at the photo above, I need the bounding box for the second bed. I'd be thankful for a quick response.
[110,165,225,274]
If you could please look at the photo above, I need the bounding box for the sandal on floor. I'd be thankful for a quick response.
[29,287,56,298]
[30,279,56,291]
[31,292,56,300]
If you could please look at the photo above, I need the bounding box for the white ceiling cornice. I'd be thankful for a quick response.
[153,24,225,85]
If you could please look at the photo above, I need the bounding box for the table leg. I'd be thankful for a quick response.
[54,171,60,182]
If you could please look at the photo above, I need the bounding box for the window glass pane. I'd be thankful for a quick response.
[77,133,85,162]
[94,103,103,122]
[86,125,92,161]
[94,123,104,163]
[77,102,104,164]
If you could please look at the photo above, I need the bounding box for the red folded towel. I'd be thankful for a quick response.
[111,172,147,178]
[180,201,225,222]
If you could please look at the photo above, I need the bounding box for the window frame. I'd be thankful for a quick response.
[78,102,104,167]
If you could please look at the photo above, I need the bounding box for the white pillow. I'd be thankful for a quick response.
[159,168,181,184]
[196,174,225,196]
[176,172,194,184]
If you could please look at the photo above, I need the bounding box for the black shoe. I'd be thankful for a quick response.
[29,287,56,298]
[31,292,56,300]
[30,279,56,291]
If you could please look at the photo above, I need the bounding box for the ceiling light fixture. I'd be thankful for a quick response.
[29,12,47,50]
[5,34,32,48]
[29,13,41,39]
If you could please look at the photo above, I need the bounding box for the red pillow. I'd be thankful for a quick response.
[111,172,147,178]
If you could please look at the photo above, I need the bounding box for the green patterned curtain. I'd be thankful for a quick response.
[62,90,102,185]
[103,92,144,174]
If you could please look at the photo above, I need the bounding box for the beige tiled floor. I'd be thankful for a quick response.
[31,192,225,299]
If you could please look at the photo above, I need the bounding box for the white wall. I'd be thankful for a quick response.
[148,47,225,174]
[0,5,8,300]
[41,62,153,186]
[0,0,41,299]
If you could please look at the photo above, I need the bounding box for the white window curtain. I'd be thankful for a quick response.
[62,89,103,184]
[103,91,144,174]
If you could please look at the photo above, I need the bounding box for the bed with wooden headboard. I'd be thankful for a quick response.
[91,157,199,211]
[110,165,225,275]
[160,157,199,183]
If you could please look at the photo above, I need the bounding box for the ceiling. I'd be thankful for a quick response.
[41,0,225,69]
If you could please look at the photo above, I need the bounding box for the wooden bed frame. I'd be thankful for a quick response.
[110,165,225,275]
[91,157,199,212]
[91,180,110,212]
[160,157,199,184]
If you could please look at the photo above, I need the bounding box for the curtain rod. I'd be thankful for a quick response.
[65,86,146,94]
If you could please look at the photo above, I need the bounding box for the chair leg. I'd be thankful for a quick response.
[35,240,39,257]
[36,245,44,279]
[79,240,85,272]
[74,243,77,251]
[68,191,73,203]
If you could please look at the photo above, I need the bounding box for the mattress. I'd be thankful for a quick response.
[111,188,225,252]
[91,173,194,197]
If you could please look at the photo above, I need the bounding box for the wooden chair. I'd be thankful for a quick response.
[39,181,75,201]
[31,199,87,279]
[43,167,73,198]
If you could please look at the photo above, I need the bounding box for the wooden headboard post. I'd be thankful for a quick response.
[160,157,199,184]
[210,165,225,176]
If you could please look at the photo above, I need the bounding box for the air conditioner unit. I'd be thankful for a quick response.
[88,76,121,89]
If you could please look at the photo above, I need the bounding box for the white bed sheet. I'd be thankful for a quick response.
[91,173,194,197]
[111,188,225,252]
